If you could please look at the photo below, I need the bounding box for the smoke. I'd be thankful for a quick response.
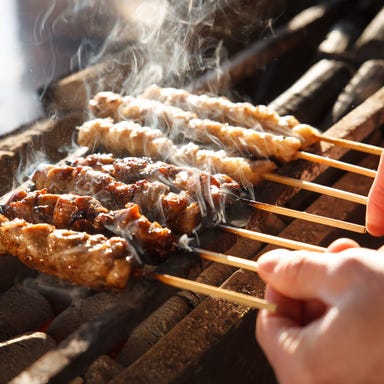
[112,0,227,95]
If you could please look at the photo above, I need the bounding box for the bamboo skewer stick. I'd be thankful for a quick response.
[220,224,326,252]
[243,198,366,233]
[153,273,276,312]
[314,132,384,156]
[192,247,260,273]
[296,151,377,178]
[263,173,368,205]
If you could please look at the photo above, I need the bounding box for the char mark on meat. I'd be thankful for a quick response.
[32,164,202,234]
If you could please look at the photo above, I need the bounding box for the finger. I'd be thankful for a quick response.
[301,299,327,325]
[366,152,384,236]
[266,285,326,326]
[256,308,306,382]
[327,238,360,252]
[265,285,302,324]
[257,249,335,301]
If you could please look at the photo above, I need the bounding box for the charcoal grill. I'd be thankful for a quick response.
[1,1,384,383]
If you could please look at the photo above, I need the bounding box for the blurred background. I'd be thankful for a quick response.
[0,0,292,135]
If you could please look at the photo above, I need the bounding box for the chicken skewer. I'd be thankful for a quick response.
[89,91,380,173]
[32,164,202,234]
[0,214,275,310]
[2,189,176,261]
[95,94,303,163]
[71,153,241,211]
[0,214,134,290]
[77,118,367,204]
[90,88,300,139]
[77,118,277,186]
[73,153,366,233]
[139,85,384,156]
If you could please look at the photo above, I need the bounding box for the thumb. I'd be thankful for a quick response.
[366,152,384,236]
[257,249,335,302]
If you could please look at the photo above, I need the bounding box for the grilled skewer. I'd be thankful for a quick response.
[90,88,300,138]
[2,189,176,261]
[71,153,241,209]
[89,89,382,166]
[138,85,384,155]
[32,164,204,234]
[78,118,369,204]
[0,214,275,310]
[0,214,134,290]
[77,118,277,185]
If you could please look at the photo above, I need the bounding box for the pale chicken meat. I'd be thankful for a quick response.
[77,118,276,185]
[89,88,321,149]
[114,96,303,163]
[140,84,321,147]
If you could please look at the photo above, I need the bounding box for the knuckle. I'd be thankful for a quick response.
[333,250,364,276]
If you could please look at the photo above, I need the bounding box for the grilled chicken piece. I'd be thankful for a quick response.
[114,96,302,163]
[89,88,321,148]
[72,154,241,209]
[2,189,176,260]
[98,203,175,262]
[140,85,321,147]
[0,214,133,290]
[3,189,107,232]
[32,164,201,234]
[78,117,175,160]
[77,118,276,185]
[89,90,127,120]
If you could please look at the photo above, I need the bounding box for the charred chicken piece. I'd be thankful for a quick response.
[3,189,107,232]
[32,164,201,234]
[72,153,241,209]
[0,214,133,290]
[2,189,176,261]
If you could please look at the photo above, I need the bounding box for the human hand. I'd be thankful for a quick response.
[366,152,384,236]
[256,240,384,384]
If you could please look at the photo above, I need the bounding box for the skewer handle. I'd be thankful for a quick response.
[249,200,366,233]
[263,172,368,205]
[316,133,384,156]
[220,224,326,252]
[297,151,377,178]
[193,247,260,272]
[154,273,276,312]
